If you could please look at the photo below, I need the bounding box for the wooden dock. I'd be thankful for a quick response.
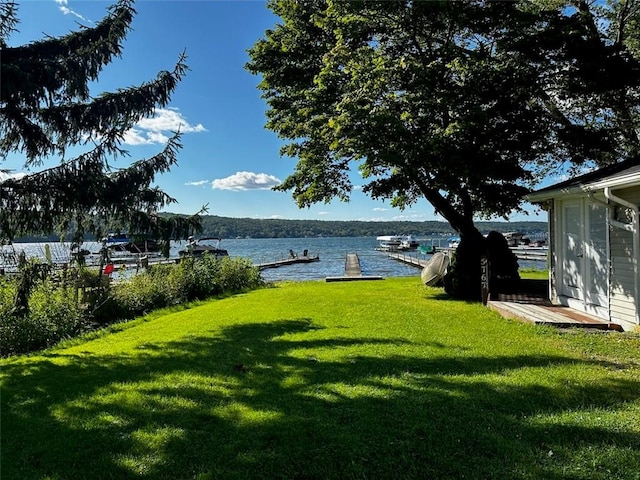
[387,247,547,270]
[345,253,362,276]
[326,253,383,282]
[255,254,320,270]
[386,252,429,269]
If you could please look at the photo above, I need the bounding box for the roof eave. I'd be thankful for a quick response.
[527,172,640,204]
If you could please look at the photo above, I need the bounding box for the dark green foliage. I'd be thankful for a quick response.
[247,1,548,235]
[104,256,263,320]
[0,276,88,356]
[94,257,264,322]
[10,256,51,314]
[443,233,486,301]
[13,216,550,242]
[0,257,264,356]
[486,231,520,290]
[444,231,520,300]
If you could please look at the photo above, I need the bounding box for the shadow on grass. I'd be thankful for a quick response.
[2,319,639,479]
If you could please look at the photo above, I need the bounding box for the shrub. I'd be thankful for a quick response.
[0,279,87,356]
[96,256,264,326]
[1,256,264,357]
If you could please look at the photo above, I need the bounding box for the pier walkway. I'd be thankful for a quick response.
[387,247,547,270]
[386,252,429,269]
[326,253,383,282]
[255,254,319,270]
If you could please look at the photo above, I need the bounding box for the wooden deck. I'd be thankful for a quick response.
[488,279,623,331]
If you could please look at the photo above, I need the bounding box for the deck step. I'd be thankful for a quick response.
[487,301,621,330]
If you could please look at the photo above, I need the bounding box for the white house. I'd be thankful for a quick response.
[526,160,640,332]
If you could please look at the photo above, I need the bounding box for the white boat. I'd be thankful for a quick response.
[179,237,229,258]
[447,236,460,249]
[421,252,450,286]
[503,231,527,247]
[375,235,420,251]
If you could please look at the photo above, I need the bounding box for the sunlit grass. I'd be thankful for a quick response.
[2,277,638,479]
[520,267,548,280]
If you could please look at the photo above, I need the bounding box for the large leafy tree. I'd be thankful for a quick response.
[522,0,640,167]
[0,0,202,246]
[247,0,639,298]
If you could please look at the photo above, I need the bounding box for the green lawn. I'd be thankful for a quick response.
[2,277,639,479]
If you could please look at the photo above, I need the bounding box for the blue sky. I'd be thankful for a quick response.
[3,0,549,223]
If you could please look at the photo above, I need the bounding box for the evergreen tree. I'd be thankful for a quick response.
[0,0,202,245]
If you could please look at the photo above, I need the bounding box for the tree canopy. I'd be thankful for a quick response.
[0,0,202,245]
[247,0,640,238]
[247,0,639,299]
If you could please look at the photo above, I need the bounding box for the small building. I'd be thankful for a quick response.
[526,159,640,332]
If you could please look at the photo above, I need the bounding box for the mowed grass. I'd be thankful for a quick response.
[2,277,639,480]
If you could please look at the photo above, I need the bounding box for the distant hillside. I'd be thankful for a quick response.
[169,214,548,239]
[12,215,547,243]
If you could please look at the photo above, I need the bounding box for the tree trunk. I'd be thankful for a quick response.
[417,186,490,300]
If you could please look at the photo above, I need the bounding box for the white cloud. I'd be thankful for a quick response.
[211,171,281,191]
[146,131,170,144]
[136,108,207,134]
[122,128,154,146]
[318,211,330,216]
[122,108,206,146]
[185,180,209,187]
[373,207,388,212]
[55,0,92,23]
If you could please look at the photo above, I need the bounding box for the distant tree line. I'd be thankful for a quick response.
[11,215,548,242]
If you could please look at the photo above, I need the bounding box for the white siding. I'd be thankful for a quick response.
[549,201,558,303]
[608,185,640,328]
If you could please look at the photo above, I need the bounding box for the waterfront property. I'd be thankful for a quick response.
[2,278,638,479]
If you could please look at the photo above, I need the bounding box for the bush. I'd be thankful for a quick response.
[444,235,485,300]
[1,256,265,357]
[485,230,519,290]
[1,279,87,356]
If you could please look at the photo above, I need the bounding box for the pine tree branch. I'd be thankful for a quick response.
[0,132,183,238]
[1,52,188,165]
[0,0,135,106]
[0,1,18,44]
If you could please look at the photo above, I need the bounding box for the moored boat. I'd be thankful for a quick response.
[375,235,420,251]
[179,237,229,258]
[105,233,160,254]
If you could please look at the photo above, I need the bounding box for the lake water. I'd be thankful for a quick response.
[1,236,545,282]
